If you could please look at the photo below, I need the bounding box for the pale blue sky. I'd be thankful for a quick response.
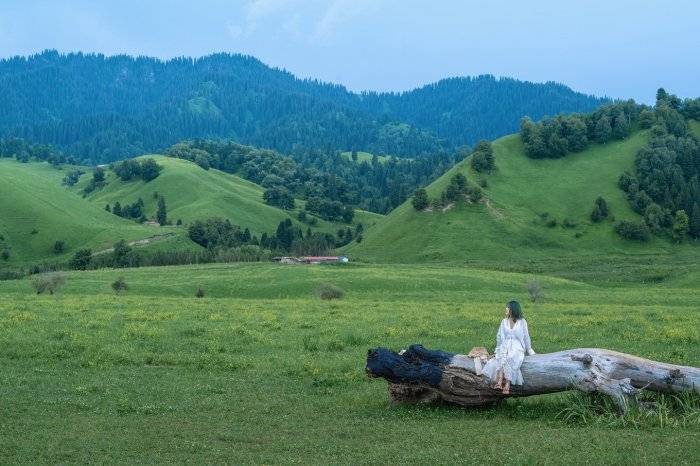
[1,0,698,103]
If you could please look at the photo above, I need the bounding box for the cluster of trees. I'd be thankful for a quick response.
[188,216,361,257]
[0,136,74,165]
[107,198,146,222]
[411,173,483,211]
[112,158,162,182]
[617,89,700,241]
[305,198,354,223]
[520,101,643,158]
[166,139,456,214]
[470,140,495,172]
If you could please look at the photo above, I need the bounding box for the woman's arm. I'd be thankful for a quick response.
[523,320,536,355]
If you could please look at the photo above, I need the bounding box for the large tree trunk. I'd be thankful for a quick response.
[366,344,700,412]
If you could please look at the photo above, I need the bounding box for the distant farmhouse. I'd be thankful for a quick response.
[273,256,349,265]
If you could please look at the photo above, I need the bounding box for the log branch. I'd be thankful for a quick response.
[366,344,700,413]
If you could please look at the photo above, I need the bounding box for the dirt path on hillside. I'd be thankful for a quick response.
[93,233,177,256]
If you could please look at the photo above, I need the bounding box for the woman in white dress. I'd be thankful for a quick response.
[481,300,536,394]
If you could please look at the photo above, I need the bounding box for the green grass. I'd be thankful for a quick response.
[80,155,382,236]
[339,151,391,164]
[346,130,699,264]
[0,262,697,464]
[0,159,187,265]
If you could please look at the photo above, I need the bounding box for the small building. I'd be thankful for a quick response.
[300,256,349,264]
[272,256,349,265]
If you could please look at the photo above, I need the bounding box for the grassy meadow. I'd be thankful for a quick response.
[0,159,187,265]
[79,155,383,237]
[1,262,698,464]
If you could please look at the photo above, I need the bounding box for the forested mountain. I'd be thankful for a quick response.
[0,50,605,164]
[359,76,607,147]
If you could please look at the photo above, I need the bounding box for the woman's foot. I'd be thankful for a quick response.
[493,382,503,390]
[502,382,511,395]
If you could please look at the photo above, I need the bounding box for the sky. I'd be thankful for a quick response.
[0,0,698,104]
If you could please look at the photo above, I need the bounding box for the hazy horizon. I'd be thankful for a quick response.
[1,1,699,104]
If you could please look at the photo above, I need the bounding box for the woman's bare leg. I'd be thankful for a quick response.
[493,369,503,389]
[502,380,511,395]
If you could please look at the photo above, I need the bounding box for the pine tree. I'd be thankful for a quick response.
[594,115,612,143]
[156,196,167,225]
[689,203,700,238]
[671,210,689,243]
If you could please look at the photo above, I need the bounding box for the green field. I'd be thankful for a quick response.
[0,262,698,464]
[0,156,382,266]
[346,130,699,264]
[340,151,391,164]
[0,159,187,265]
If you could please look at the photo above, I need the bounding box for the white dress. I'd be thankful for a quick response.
[481,318,535,386]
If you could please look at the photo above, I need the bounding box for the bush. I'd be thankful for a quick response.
[411,188,429,211]
[0,268,24,280]
[615,220,650,241]
[315,283,344,300]
[195,287,205,298]
[111,277,128,294]
[525,280,544,303]
[31,273,67,295]
[69,249,93,270]
[1,249,10,261]
[53,240,66,254]
[590,197,609,223]
[470,140,495,172]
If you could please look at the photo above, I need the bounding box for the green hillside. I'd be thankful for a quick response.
[0,159,186,265]
[79,155,382,236]
[346,129,697,264]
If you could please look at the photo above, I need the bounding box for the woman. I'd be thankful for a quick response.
[481,300,536,395]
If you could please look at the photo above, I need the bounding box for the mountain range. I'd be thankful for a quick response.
[0,50,607,164]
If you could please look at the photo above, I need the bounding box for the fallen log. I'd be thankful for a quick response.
[366,344,700,413]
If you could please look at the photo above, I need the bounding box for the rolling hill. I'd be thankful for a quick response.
[345,128,698,265]
[0,159,188,265]
[78,155,382,236]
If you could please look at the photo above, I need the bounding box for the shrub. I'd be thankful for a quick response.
[53,240,66,254]
[470,140,495,172]
[0,268,24,280]
[562,218,577,229]
[525,280,544,303]
[1,249,10,261]
[111,277,128,294]
[195,287,205,298]
[69,249,93,270]
[31,273,67,295]
[615,220,650,241]
[411,188,429,211]
[315,283,344,300]
[590,197,609,223]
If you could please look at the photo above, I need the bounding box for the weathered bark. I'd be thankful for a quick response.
[366,344,700,413]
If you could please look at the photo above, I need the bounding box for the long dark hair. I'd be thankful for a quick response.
[507,300,523,321]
